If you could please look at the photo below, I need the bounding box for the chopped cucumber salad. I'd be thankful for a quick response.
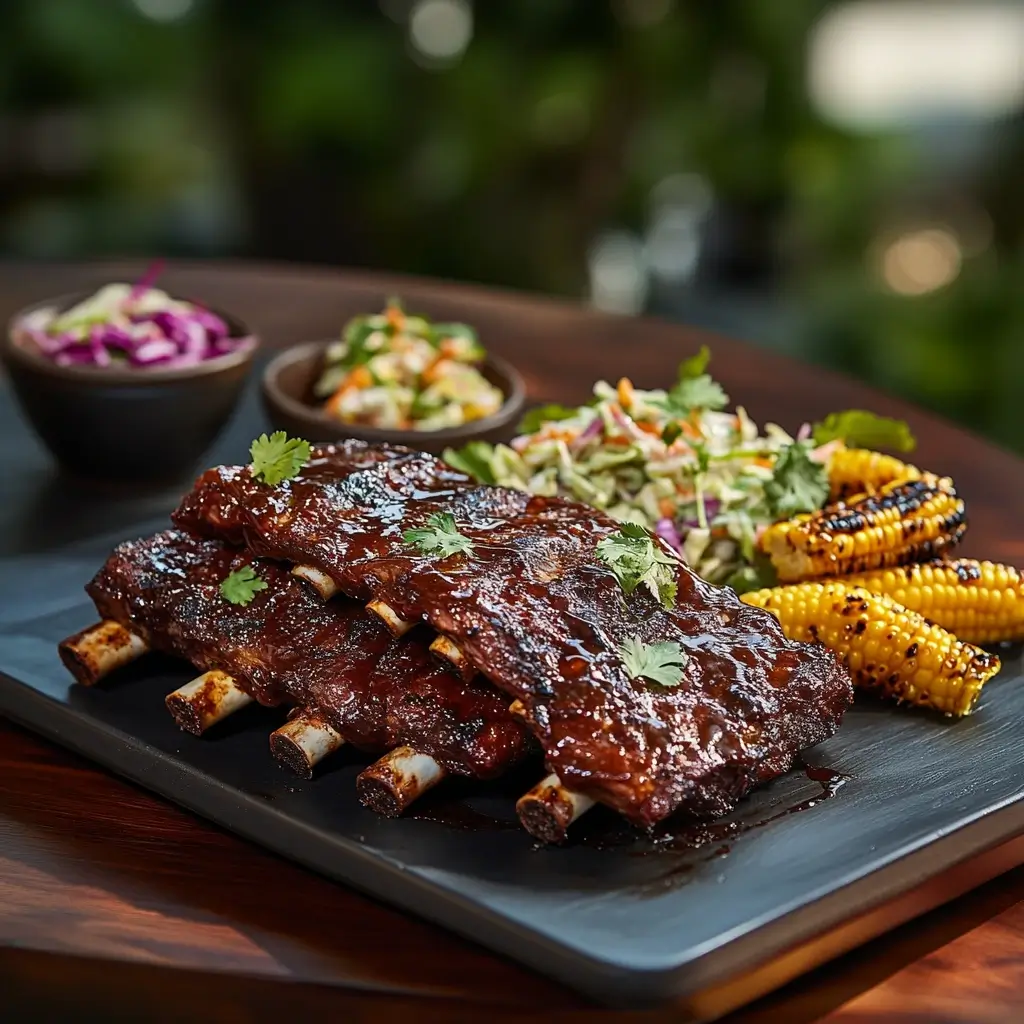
[445,347,913,592]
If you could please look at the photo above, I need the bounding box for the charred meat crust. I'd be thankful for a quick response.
[83,528,532,777]
[173,442,855,829]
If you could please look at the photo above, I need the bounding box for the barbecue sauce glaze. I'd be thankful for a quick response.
[84,529,532,778]
[174,442,854,828]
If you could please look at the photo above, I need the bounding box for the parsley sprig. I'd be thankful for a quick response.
[249,431,311,486]
[403,512,475,558]
[595,523,678,609]
[618,637,688,687]
[220,565,268,606]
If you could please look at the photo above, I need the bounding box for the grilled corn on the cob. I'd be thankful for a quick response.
[760,473,966,582]
[827,446,921,502]
[742,582,1000,716]
[841,559,1024,645]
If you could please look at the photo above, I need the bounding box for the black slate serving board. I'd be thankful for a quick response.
[2,378,1024,1013]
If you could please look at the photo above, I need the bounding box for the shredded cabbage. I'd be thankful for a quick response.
[17,265,245,370]
[454,373,835,589]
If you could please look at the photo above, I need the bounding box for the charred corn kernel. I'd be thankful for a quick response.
[742,582,1000,716]
[828,447,922,502]
[760,473,966,582]
[841,559,1024,645]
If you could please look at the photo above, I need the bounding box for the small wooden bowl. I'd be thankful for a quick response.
[261,340,526,455]
[3,290,257,482]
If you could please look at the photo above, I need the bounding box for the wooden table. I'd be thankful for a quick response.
[2,261,1023,1023]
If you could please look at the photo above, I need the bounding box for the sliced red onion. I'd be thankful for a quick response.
[796,422,812,442]
[55,344,103,366]
[609,404,647,442]
[570,415,603,452]
[95,326,137,353]
[654,517,684,552]
[127,259,166,304]
[131,338,180,365]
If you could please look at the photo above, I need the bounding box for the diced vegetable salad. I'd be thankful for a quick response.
[315,299,504,431]
[444,347,914,592]
[18,266,244,369]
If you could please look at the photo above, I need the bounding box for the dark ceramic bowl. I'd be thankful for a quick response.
[2,291,257,481]
[261,340,526,455]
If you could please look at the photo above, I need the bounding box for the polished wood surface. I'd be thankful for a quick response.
[2,261,1024,1022]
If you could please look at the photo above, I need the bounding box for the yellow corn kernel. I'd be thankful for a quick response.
[841,559,1024,645]
[617,377,636,409]
[828,447,922,502]
[742,582,1000,717]
[759,473,966,582]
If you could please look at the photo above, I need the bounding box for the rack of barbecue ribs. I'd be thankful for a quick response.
[58,530,534,815]
[171,441,854,843]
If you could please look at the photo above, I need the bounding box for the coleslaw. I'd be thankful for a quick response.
[17,264,244,370]
[445,348,912,591]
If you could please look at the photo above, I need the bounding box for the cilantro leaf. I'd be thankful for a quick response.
[811,410,917,453]
[596,523,678,609]
[618,637,688,687]
[764,442,830,519]
[654,345,729,414]
[220,565,268,607]
[403,512,475,558]
[249,431,312,486]
[517,403,580,434]
[667,374,729,413]
[442,441,497,484]
[677,345,711,380]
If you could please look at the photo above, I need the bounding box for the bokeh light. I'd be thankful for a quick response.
[132,0,194,23]
[409,0,473,64]
[877,228,963,296]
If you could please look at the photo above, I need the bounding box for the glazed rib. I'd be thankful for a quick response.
[174,443,854,829]
[66,529,532,781]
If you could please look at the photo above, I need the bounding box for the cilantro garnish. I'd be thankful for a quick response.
[442,441,497,484]
[764,442,830,518]
[618,637,688,687]
[403,512,475,558]
[518,403,580,434]
[811,409,917,453]
[595,523,678,609]
[220,565,268,607]
[654,346,729,416]
[666,374,729,414]
[249,431,312,486]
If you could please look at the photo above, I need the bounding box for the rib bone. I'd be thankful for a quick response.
[58,621,147,686]
[429,634,474,678]
[356,746,446,816]
[366,599,415,637]
[516,773,596,844]
[270,711,344,778]
[165,670,254,736]
[292,564,338,600]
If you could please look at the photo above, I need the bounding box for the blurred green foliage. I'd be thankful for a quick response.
[1,0,1022,452]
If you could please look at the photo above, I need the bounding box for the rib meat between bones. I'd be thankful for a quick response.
[66,528,531,779]
[174,442,855,829]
